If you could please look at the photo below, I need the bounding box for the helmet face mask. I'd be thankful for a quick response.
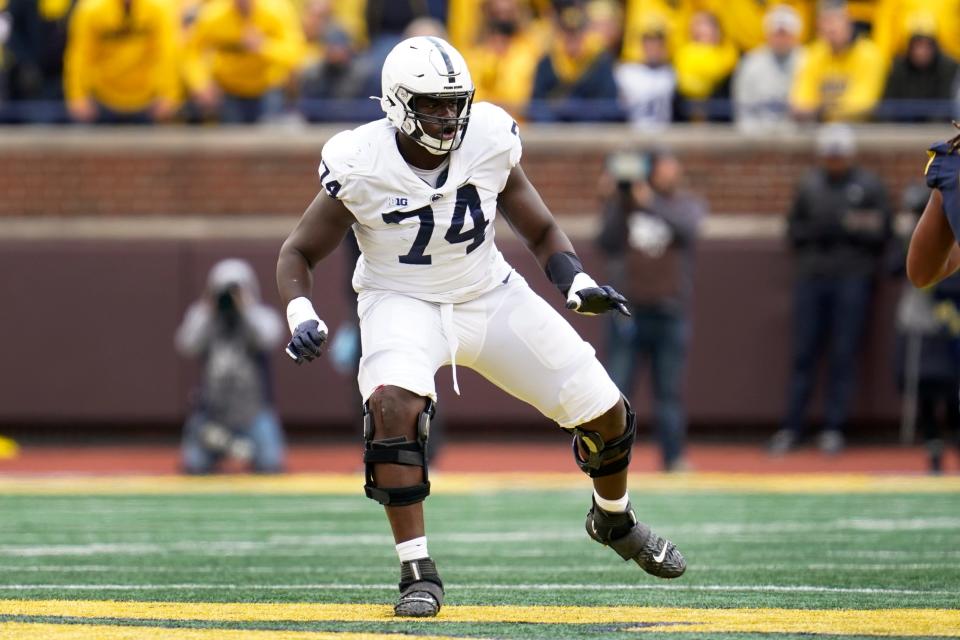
[396,88,474,154]
[380,37,475,155]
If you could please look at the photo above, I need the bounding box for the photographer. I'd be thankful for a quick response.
[597,150,707,472]
[175,258,286,474]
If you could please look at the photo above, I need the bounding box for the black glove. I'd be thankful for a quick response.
[285,320,327,364]
[567,284,631,317]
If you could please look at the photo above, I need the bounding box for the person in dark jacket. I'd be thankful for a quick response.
[881,27,959,122]
[528,3,621,122]
[770,124,893,455]
[4,0,74,123]
[598,150,706,471]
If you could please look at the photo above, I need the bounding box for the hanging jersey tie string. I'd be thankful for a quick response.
[439,303,460,395]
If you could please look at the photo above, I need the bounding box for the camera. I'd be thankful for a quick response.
[607,151,648,190]
[216,285,238,314]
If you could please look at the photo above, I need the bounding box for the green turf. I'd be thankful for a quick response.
[0,488,958,639]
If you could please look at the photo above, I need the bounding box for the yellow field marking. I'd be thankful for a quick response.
[0,621,470,640]
[2,600,958,636]
[0,472,958,495]
[624,607,960,635]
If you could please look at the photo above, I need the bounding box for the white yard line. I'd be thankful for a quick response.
[3,517,960,557]
[4,517,959,544]
[0,563,957,573]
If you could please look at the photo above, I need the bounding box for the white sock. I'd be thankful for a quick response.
[594,490,629,513]
[396,536,430,562]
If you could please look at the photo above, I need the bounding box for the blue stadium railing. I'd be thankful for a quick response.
[0,98,957,125]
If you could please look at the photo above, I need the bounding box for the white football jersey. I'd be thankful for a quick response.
[319,102,522,304]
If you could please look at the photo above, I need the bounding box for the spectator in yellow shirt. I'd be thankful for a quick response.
[872,0,960,64]
[184,0,304,123]
[623,0,815,61]
[706,0,814,53]
[789,4,885,121]
[674,11,738,120]
[586,0,624,54]
[529,3,621,122]
[461,0,545,117]
[448,0,550,52]
[621,0,687,63]
[843,0,875,35]
[298,0,362,121]
[63,0,180,123]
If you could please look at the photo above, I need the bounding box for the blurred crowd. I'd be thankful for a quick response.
[1,0,960,125]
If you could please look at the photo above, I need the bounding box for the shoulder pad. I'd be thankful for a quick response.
[468,102,522,168]
[319,128,373,202]
[925,141,960,241]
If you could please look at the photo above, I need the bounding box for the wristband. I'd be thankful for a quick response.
[545,251,584,297]
[286,297,322,335]
[566,272,600,308]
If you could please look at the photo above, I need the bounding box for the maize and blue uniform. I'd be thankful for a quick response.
[925,140,960,242]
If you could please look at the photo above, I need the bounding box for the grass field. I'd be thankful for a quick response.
[0,473,958,639]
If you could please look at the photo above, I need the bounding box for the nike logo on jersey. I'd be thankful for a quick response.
[431,193,443,202]
[653,541,669,564]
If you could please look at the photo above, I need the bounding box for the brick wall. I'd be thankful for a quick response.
[0,124,944,218]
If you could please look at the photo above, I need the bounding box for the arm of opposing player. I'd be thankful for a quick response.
[907,189,960,288]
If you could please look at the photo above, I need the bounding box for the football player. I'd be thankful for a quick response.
[909,124,960,288]
[276,36,686,618]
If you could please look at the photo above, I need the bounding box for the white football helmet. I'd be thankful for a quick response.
[380,36,475,155]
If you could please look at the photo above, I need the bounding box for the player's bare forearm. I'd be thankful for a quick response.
[276,191,355,305]
[276,246,315,305]
[907,189,960,288]
[497,164,575,268]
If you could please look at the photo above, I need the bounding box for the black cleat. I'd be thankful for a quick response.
[586,500,686,579]
[395,557,444,617]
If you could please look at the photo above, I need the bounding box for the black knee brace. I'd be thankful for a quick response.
[362,399,435,506]
[569,398,637,478]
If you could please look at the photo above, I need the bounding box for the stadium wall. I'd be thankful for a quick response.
[0,124,925,439]
[0,124,936,218]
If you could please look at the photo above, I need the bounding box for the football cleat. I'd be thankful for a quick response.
[395,557,444,617]
[586,500,686,579]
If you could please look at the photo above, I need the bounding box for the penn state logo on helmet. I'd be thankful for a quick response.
[379,36,475,155]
